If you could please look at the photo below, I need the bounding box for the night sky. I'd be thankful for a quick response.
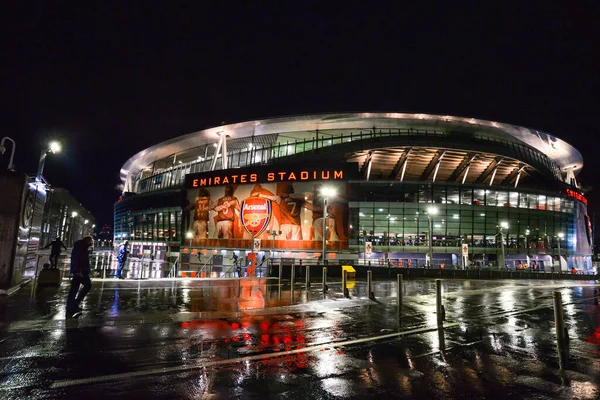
[3,2,599,229]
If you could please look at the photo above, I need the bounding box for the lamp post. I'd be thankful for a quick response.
[425,206,438,268]
[498,221,509,270]
[266,229,282,260]
[68,211,78,247]
[557,232,564,271]
[36,141,61,181]
[525,228,531,269]
[186,231,193,251]
[0,136,16,170]
[320,187,337,265]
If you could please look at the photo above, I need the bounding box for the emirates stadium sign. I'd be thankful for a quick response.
[185,163,358,189]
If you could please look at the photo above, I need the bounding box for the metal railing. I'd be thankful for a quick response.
[134,127,561,194]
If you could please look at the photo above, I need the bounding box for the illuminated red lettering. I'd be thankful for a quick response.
[321,171,330,179]
[240,175,247,183]
[200,178,207,186]
[222,176,229,184]
[278,172,286,180]
[193,179,199,187]
[231,175,238,183]
[334,170,343,179]
[250,174,258,182]
[300,171,308,180]
[288,172,296,180]
[267,173,275,181]
[214,177,220,185]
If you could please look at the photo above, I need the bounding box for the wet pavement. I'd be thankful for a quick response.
[1,276,599,399]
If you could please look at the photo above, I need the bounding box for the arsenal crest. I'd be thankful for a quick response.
[240,197,272,237]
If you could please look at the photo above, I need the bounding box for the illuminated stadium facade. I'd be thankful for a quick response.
[115,113,593,271]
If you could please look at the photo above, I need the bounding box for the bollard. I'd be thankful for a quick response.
[291,265,295,288]
[397,273,403,308]
[436,279,444,325]
[553,291,569,369]
[305,265,311,288]
[367,270,375,300]
[343,270,350,298]
[553,291,567,349]
[278,263,282,282]
[322,267,328,292]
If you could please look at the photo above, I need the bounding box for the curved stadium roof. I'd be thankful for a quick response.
[120,113,583,183]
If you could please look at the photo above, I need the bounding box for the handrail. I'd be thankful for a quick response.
[168,256,180,278]
[196,255,214,275]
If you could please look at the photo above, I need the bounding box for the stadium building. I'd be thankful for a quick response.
[115,113,593,272]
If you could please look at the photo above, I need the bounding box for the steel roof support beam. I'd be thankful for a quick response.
[360,151,374,179]
[448,153,477,182]
[400,157,409,182]
[388,148,412,180]
[500,163,525,186]
[222,134,228,169]
[514,169,523,188]
[475,157,503,184]
[419,149,446,181]
[431,150,446,182]
[210,132,226,171]
[488,164,500,186]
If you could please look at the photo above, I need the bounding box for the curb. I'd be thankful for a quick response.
[0,279,32,296]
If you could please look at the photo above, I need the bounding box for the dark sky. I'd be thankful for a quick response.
[3,2,599,227]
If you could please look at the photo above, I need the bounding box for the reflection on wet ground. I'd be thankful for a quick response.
[0,277,599,399]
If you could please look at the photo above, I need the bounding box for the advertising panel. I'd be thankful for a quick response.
[183,163,357,251]
[574,201,593,255]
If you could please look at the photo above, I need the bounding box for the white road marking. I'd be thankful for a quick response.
[49,322,459,389]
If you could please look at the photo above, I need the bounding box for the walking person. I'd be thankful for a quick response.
[42,237,67,269]
[116,240,130,279]
[66,236,93,315]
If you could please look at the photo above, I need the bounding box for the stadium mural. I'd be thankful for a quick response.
[183,164,357,250]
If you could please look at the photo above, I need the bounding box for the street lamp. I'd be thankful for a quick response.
[266,229,282,258]
[186,231,193,249]
[0,136,16,171]
[320,187,337,265]
[557,232,565,271]
[68,211,78,246]
[425,206,438,268]
[498,221,509,270]
[37,141,61,181]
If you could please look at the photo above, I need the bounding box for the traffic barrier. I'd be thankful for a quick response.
[342,265,356,279]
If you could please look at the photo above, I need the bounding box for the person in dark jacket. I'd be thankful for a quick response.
[43,237,67,269]
[116,240,130,279]
[66,236,93,315]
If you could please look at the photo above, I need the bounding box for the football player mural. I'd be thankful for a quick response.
[184,178,349,250]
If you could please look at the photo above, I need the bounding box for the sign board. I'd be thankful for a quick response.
[184,171,351,250]
[252,239,261,253]
[185,162,359,189]
[565,188,588,206]
[461,244,469,257]
[365,242,372,257]
[241,198,272,237]
[212,255,223,265]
